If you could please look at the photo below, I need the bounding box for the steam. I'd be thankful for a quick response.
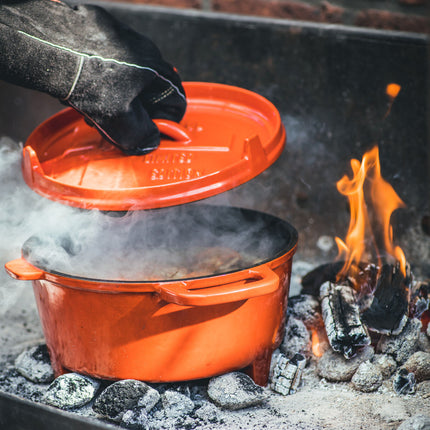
[0,139,287,296]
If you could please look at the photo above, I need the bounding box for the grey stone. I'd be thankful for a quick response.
[43,373,99,410]
[280,317,311,359]
[351,361,383,392]
[161,390,194,418]
[120,407,149,430]
[397,414,430,430]
[14,344,54,384]
[207,372,267,410]
[194,401,220,423]
[377,318,422,365]
[416,380,430,396]
[136,385,160,413]
[418,332,430,353]
[317,345,375,382]
[403,351,430,382]
[93,380,157,421]
[373,354,398,379]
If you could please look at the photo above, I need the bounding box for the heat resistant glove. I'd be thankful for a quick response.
[0,0,187,155]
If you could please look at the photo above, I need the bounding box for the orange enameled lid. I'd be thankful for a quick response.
[22,82,285,210]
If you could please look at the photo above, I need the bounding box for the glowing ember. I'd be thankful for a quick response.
[335,146,406,280]
[386,83,401,99]
[311,329,324,358]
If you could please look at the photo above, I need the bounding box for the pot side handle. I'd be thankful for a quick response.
[157,265,279,306]
[5,258,45,281]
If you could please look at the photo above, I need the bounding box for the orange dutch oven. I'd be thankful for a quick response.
[5,82,298,386]
[6,206,297,386]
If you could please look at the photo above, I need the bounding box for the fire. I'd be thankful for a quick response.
[386,83,401,99]
[335,146,406,280]
[311,329,324,357]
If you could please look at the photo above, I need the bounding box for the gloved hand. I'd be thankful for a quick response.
[0,0,186,155]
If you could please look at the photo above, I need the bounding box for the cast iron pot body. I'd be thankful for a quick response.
[6,206,298,385]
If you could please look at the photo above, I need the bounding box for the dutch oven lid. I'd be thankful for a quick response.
[22,82,285,210]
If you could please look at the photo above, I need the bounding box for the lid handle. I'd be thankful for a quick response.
[154,119,192,144]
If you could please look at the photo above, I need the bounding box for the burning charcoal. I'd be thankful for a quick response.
[93,379,158,421]
[397,414,430,430]
[287,294,323,329]
[301,261,346,296]
[393,368,416,395]
[120,407,149,430]
[14,344,55,384]
[161,390,195,418]
[403,351,430,382]
[42,373,100,410]
[320,282,370,359]
[301,261,377,297]
[194,401,221,424]
[372,354,397,379]
[410,280,430,320]
[207,372,266,410]
[280,317,311,359]
[317,345,374,382]
[377,318,422,365]
[361,263,410,335]
[351,361,383,392]
[270,352,306,395]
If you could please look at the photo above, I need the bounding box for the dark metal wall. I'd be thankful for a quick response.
[0,4,428,274]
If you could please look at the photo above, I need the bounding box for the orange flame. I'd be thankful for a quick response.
[335,146,406,279]
[385,83,401,118]
[311,329,324,358]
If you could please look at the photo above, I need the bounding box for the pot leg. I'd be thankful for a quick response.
[245,348,273,386]
[47,345,68,378]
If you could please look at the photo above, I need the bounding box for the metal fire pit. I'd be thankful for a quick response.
[0,3,429,429]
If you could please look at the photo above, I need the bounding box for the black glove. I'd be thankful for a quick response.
[0,0,187,155]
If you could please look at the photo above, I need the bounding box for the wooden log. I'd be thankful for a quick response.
[320,282,370,359]
[361,262,410,335]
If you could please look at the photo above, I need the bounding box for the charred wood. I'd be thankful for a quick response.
[301,261,378,298]
[271,352,306,396]
[320,282,370,359]
[409,280,430,320]
[361,262,410,335]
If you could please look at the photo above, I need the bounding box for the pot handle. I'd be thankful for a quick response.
[5,258,45,281]
[156,265,280,306]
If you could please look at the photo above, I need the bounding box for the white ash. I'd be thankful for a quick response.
[93,380,157,422]
[120,407,149,430]
[161,390,194,418]
[14,344,54,384]
[287,294,323,329]
[317,346,375,382]
[42,373,100,410]
[288,260,315,297]
[372,354,397,379]
[377,318,422,365]
[402,351,430,382]
[207,372,266,410]
[280,317,311,359]
[350,361,383,393]
[194,401,221,424]
[397,414,430,430]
